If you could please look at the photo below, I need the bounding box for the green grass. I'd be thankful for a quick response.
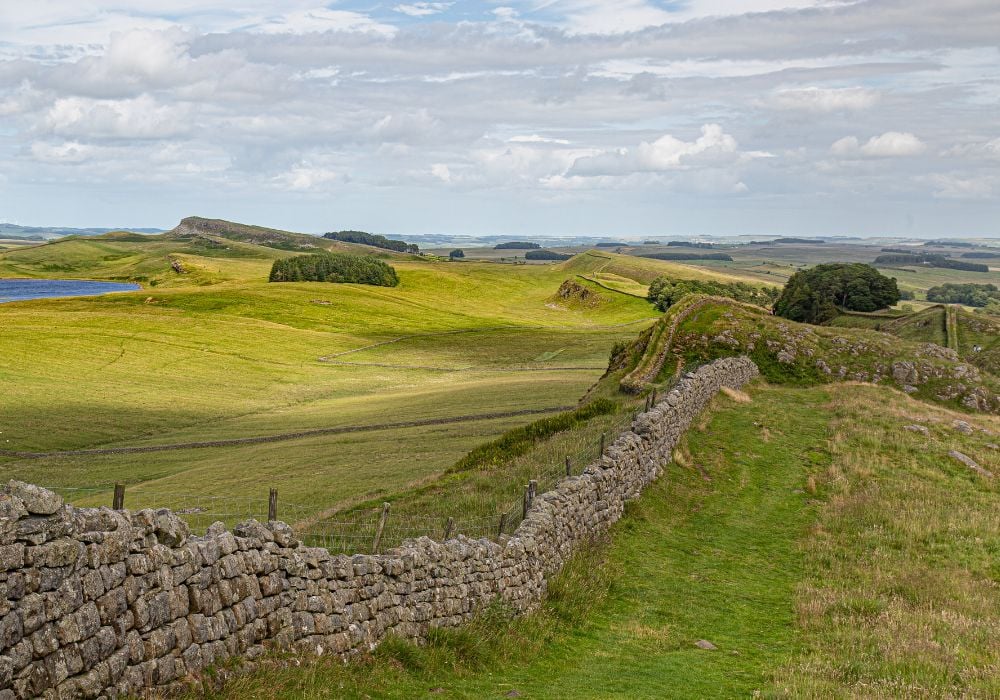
[192,381,1000,699]
[773,384,1000,698]
[954,309,1000,376]
[828,305,948,347]
[0,245,664,526]
[667,296,1000,412]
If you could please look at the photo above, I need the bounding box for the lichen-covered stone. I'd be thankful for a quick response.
[5,482,63,516]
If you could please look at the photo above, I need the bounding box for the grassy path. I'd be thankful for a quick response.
[206,384,829,699]
[430,385,827,699]
[946,304,960,351]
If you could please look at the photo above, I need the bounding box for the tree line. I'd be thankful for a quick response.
[926,283,1000,307]
[639,252,734,262]
[495,241,540,250]
[323,230,419,254]
[873,252,988,273]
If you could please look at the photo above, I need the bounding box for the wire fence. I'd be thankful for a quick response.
[43,392,662,555]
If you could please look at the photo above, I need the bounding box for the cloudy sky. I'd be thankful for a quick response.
[1,1,998,237]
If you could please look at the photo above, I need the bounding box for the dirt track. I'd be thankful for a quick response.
[0,406,574,460]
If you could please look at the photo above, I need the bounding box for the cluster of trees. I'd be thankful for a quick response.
[269,252,399,286]
[643,240,661,245]
[750,237,823,245]
[595,242,625,248]
[960,252,997,259]
[448,249,465,259]
[646,276,780,312]
[323,230,419,254]
[639,252,734,261]
[495,241,540,250]
[773,263,900,323]
[873,252,988,272]
[666,241,716,248]
[926,283,1000,307]
[924,240,974,247]
[525,250,571,261]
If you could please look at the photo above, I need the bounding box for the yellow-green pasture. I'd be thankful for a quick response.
[1,240,668,522]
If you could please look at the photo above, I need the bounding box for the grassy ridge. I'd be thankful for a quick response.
[666,296,1000,412]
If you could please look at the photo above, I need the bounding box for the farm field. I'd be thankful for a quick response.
[0,232,669,524]
[200,381,1000,699]
[619,241,1000,299]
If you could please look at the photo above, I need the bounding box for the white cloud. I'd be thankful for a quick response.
[370,109,440,143]
[508,135,571,145]
[568,124,769,176]
[768,86,880,112]
[30,141,95,164]
[42,94,190,139]
[430,163,451,182]
[394,3,452,17]
[926,173,997,199]
[831,132,926,157]
[555,0,673,35]
[273,164,342,191]
[943,137,1000,159]
[250,9,397,37]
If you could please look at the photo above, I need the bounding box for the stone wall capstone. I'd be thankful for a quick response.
[0,356,758,699]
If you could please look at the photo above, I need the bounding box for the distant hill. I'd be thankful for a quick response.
[0,223,163,240]
[167,216,328,252]
[167,217,410,257]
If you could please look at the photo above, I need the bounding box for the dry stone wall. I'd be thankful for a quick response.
[0,357,758,699]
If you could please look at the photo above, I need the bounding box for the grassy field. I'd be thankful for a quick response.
[627,242,1000,299]
[196,381,999,699]
[1,236,676,525]
[556,250,775,287]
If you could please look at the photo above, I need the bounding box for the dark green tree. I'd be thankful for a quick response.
[773,263,899,323]
[269,252,399,286]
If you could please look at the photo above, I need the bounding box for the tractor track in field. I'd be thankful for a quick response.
[0,406,574,460]
[321,360,605,372]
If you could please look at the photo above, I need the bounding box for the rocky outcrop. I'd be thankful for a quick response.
[0,357,759,699]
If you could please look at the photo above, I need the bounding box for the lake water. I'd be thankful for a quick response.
[0,279,141,303]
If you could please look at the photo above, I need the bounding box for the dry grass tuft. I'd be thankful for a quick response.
[720,385,752,403]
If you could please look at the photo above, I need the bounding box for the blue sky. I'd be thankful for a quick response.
[1,1,998,236]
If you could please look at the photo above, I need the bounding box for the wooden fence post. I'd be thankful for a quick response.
[652,388,657,405]
[267,488,278,522]
[443,517,455,541]
[372,502,391,554]
[565,456,571,477]
[529,480,537,505]
[497,512,508,538]
[599,432,606,456]
[522,485,530,520]
[112,483,125,510]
